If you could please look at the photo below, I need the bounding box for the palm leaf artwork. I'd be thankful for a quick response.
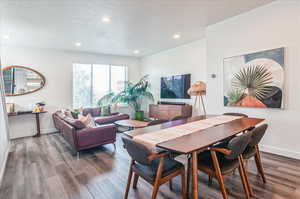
[227,89,244,105]
[97,75,154,112]
[232,65,273,100]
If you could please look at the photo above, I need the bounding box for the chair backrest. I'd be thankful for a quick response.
[170,115,188,121]
[248,124,268,147]
[148,119,169,126]
[223,112,248,117]
[122,137,152,165]
[225,132,252,160]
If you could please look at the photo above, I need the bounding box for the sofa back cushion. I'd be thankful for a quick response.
[82,108,101,117]
[64,117,86,129]
[55,111,86,129]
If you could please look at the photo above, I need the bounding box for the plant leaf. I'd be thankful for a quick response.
[232,65,273,100]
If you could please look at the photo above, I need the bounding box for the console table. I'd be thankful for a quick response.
[7,111,47,137]
[149,104,192,120]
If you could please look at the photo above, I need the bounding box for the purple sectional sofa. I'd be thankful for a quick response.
[52,107,129,154]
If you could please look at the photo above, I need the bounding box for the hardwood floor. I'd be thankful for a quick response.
[1,133,300,199]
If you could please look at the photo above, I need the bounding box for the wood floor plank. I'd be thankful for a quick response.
[46,176,69,199]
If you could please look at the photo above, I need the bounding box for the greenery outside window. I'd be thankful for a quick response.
[73,64,127,108]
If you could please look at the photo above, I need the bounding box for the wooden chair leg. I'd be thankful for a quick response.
[208,175,213,185]
[238,156,251,199]
[211,151,228,199]
[241,158,254,197]
[151,156,165,199]
[254,145,266,183]
[169,180,173,191]
[181,169,187,199]
[151,182,160,199]
[124,160,134,199]
[133,173,139,189]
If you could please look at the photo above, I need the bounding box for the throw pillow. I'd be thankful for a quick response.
[65,110,73,118]
[101,106,110,116]
[71,109,81,119]
[78,114,96,128]
[61,109,73,118]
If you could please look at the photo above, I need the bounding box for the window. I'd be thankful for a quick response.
[73,64,127,108]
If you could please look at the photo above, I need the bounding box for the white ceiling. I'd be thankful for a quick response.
[0,0,274,57]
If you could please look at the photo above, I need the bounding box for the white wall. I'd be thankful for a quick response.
[141,39,207,114]
[0,46,141,139]
[0,63,10,185]
[206,0,300,159]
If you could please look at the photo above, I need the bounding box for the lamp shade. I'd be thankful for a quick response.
[187,81,206,96]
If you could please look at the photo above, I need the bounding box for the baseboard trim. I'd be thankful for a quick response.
[10,128,58,140]
[41,128,58,135]
[0,141,10,187]
[260,144,300,160]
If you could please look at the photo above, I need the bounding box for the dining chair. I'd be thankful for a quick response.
[122,137,187,199]
[223,112,248,117]
[243,124,268,183]
[148,119,169,126]
[170,115,188,121]
[191,132,253,199]
[147,118,180,190]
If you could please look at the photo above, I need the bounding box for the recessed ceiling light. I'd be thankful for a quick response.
[2,35,9,40]
[173,34,181,39]
[75,42,81,47]
[133,50,140,54]
[102,16,111,23]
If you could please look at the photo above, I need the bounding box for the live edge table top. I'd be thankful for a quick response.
[124,115,264,154]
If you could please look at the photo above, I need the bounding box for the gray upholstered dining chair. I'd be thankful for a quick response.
[223,112,248,117]
[191,132,253,199]
[243,124,268,183]
[148,119,169,126]
[122,137,187,199]
[170,115,188,121]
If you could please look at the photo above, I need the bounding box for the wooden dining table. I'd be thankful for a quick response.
[124,115,264,199]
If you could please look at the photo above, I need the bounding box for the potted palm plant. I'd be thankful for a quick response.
[98,75,154,121]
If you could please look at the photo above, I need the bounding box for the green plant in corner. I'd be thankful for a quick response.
[232,64,273,100]
[97,75,154,120]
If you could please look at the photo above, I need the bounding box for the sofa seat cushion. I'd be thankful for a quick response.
[94,113,129,125]
[133,158,184,182]
[76,124,116,148]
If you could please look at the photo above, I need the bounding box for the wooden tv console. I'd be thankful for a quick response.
[149,104,192,120]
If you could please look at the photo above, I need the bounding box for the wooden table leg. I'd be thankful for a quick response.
[34,113,41,137]
[192,151,198,199]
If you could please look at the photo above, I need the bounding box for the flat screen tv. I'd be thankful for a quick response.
[160,74,191,99]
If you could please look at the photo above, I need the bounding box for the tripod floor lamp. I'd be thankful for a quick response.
[187,81,206,116]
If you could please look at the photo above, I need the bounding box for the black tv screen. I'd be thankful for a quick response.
[160,74,191,99]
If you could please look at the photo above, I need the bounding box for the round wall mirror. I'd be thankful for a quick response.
[2,65,46,96]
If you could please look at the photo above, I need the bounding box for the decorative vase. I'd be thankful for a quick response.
[135,111,144,121]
